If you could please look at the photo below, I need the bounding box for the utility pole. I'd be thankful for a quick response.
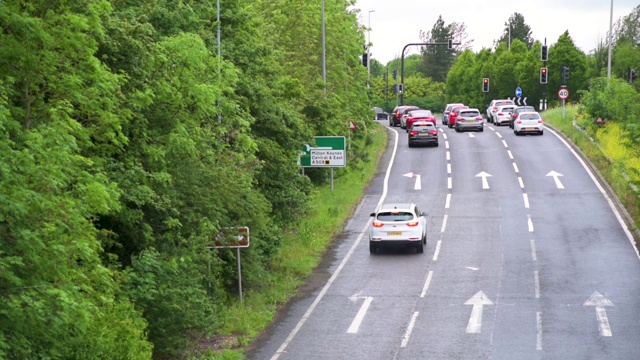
[367,10,375,86]
[322,0,326,93]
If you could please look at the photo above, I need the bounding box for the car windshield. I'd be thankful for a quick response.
[496,101,513,107]
[500,107,515,112]
[377,211,414,221]
[518,107,535,112]
[409,110,432,117]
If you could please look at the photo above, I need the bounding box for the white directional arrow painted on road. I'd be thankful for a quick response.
[584,291,614,337]
[546,170,565,189]
[403,172,421,190]
[475,171,492,189]
[465,291,494,334]
[347,294,373,334]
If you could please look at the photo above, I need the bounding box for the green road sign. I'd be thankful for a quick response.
[298,136,346,168]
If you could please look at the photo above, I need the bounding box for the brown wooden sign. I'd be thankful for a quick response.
[212,226,250,248]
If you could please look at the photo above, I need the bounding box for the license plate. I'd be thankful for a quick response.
[388,231,402,236]
[419,133,430,136]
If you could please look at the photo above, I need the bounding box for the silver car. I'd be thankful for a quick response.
[369,203,428,254]
[454,108,484,132]
[514,111,544,135]
[493,105,517,126]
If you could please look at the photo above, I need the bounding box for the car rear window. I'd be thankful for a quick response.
[520,113,540,120]
[412,123,435,130]
[496,101,514,106]
[409,110,432,117]
[460,111,480,117]
[377,212,415,221]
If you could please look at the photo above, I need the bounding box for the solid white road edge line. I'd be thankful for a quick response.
[548,127,640,260]
[269,126,399,360]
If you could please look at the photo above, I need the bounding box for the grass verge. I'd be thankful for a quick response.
[192,123,389,359]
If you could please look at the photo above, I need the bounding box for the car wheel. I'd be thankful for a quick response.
[514,130,520,136]
[479,127,484,132]
[539,130,544,135]
[408,142,413,148]
[416,241,424,254]
[422,231,427,244]
[369,242,377,255]
[455,127,460,132]
[434,142,439,147]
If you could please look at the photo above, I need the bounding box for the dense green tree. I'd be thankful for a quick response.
[418,15,457,82]
[494,12,534,49]
[548,31,589,102]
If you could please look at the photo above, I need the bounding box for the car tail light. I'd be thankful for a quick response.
[406,221,419,227]
[475,116,482,120]
[514,114,519,118]
[516,120,522,124]
[409,130,418,136]
[373,221,384,228]
[538,119,543,123]
[497,112,503,116]
[429,130,437,135]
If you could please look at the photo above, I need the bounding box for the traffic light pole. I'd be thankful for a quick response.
[400,40,459,105]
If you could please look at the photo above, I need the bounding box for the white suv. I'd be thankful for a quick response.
[486,99,514,124]
[369,203,428,254]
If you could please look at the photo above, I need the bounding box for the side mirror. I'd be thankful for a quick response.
[370,212,376,217]
[422,211,429,217]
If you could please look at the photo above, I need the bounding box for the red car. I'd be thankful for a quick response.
[447,105,469,128]
[404,109,436,132]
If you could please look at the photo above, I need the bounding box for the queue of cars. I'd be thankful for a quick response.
[370,100,543,255]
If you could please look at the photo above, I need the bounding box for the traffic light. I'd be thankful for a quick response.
[540,67,548,84]
[541,45,548,62]
[562,66,570,84]
[630,69,637,83]
[482,78,489,93]
[397,83,404,94]
[362,52,368,67]
[448,39,453,49]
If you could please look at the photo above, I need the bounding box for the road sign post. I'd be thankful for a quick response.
[558,87,570,119]
[209,226,250,301]
[298,136,347,190]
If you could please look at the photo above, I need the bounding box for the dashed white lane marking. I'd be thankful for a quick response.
[401,312,420,348]
[448,177,452,189]
[513,162,519,173]
[537,312,543,350]
[447,163,452,174]
[530,239,537,261]
[420,271,434,298]
[433,240,442,261]
[507,150,514,160]
[502,140,509,148]
[528,215,534,232]
[534,271,540,299]
[523,193,530,208]
[518,177,525,189]
[441,214,448,233]
[445,193,451,209]
[446,151,450,161]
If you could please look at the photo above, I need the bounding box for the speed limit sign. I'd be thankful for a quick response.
[558,88,570,100]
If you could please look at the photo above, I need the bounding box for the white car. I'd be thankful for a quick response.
[369,203,428,254]
[486,99,514,123]
[514,111,544,135]
[493,105,517,126]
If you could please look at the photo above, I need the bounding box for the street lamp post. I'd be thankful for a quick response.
[367,10,375,84]
[607,0,613,78]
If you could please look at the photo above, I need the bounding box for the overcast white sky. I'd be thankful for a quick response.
[353,0,639,64]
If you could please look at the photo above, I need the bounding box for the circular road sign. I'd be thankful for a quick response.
[515,87,523,97]
[558,88,570,100]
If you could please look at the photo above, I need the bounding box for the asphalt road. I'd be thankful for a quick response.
[246,118,640,360]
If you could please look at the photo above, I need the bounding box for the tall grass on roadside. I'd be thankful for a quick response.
[193,124,389,359]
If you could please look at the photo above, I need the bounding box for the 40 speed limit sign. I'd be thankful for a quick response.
[558,88,570,100]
